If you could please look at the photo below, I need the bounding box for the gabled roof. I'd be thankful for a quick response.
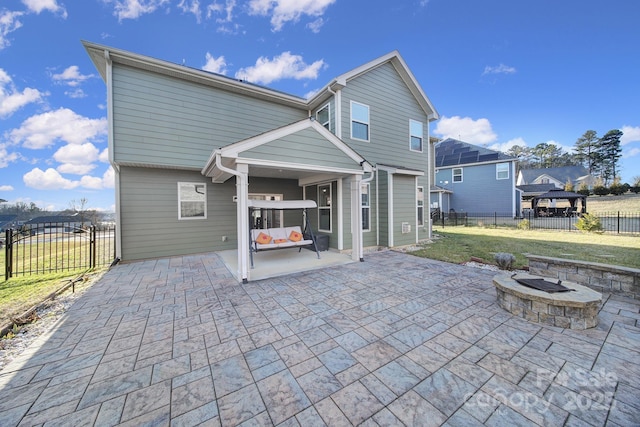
[83,41,438,121]
[202,118,373,183]
[308,51,438,121]
[435,138,515,168]
[519,166,590,185]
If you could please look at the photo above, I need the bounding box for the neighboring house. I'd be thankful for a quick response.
[430,138,519,216]
[517,166,593,190]
[0,214,18,231]
[24,215,87,233]
[84,42,439,282]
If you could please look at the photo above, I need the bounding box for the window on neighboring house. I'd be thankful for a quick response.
[417,186,424,227]
[496,163,509,180]
[178,182,206,219]
[318,183,332,232]
[541,178,549,184]
[317,104,330,130]
[362,183,370,231]
[410,120,423,152]
[350,101,369,141]
[453,168,463,183]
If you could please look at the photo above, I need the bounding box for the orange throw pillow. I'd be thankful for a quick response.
[274,238,288,244]
[256,232,272,244]
[289,231,302,242]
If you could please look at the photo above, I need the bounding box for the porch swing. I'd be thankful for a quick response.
[248,199,321,267]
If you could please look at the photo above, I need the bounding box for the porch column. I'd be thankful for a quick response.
[235,164,250,283]
[350,175,363,261]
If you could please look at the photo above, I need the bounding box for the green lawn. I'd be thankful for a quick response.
[412,227,640,270]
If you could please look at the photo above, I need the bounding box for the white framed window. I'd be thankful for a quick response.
[417,186,424,227]
[496,163,509,180]
[317,103,330,130]
[350,101,369,141]
[410,120,423,152]
[178,182,207,219]
[453,168,463,183]
[318,183,332,232]
[362,183,371,231]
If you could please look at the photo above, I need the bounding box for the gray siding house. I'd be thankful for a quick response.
[84,42,438,282]
[431,139,518,216]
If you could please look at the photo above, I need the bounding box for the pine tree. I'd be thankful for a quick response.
[574,130,600,175]
[598,129,623,185]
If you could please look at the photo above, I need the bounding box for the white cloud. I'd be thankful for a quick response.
[482,63,516,76]
[0,185,14,191]
[248,0,336,31]
[22,0,68,18]
[65,88,87,98]
[306,17,324,33]
[433,116,497,144]
[624,147,640,159]
[80,167,115,189]
[488,137,527,153]
[235,52,326,85]
[0,143,19,168]
[23,167,79,190]
[9,108,107,149]
[0,10,24,50]
[206,0,237,33]
[621,125,640,146]
[102,166,115,188]
[51,65,94,87]
[53,142,100,175]
[202,53,227,74]
[0,68,46,117]
[99,148,109,163]
[177,0,201,22]
[105,0,170,21]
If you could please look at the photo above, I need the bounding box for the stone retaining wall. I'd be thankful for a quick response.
[527,255,640,299]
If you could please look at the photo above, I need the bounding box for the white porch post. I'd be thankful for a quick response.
[350,175,363,261]
[235,164,250,283]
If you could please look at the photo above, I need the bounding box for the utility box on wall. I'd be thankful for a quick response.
[401,222,411,234]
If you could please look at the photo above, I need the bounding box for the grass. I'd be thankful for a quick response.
[0,270,87,329]
[412,227,640,270]
[586,193,640,214]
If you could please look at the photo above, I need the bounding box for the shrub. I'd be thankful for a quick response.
[608,180,626,196]
[592,184,609,196]
[575,213,603,233]
[517,219,530,230]
[576,182,590,196]
[494,252,516,270]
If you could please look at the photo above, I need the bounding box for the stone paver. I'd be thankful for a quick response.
[1,250,639,426]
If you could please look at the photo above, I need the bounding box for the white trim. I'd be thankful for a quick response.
[350,101,370,142]
[417,184,424,228]
[409,119,423,153]
[235,158,366,176]
[335,89,342,139]
[178,182,207,220]
[496,162,509,180]
[376,164,424,176]
[362,182,371,232]
[337,179,343,250]
[388,173,394,247]
[318,183,332,233]
[316,102,331,130]
[453,167,463,183]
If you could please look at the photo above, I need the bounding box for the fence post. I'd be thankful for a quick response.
[5,229,12,281]
[617,211,620,234]
[494,212,497,228]
[90,225,96,269]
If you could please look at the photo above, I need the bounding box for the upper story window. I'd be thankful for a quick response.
[350,101,369,141]
[496,163,509,180]
[317,104,330,130]
[410,120,423,152]
[452,168,463,183]
[178,182,207,219]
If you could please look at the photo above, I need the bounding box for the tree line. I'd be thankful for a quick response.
[506,129,624,185]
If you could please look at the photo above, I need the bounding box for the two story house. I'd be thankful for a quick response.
[431,138,519,217]
[84,42,438,282]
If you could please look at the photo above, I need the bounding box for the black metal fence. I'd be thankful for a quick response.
[432,211,640,235]
[4,222,116,280]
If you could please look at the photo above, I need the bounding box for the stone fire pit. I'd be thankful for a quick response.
[493,273,602,330]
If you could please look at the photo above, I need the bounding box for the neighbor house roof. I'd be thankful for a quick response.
[25,215,83,224]
[516,184,557,195]
[518,166,590,185]
[434,138,515,168]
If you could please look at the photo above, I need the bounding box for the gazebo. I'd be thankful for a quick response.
[531,189,587,218]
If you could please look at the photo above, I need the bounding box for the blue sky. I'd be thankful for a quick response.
[1,0,639,212]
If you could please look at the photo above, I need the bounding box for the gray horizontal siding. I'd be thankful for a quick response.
[436,162,515,214]
[340,63,429,173]
[112,65,306,169]
[241,128,361,171]
[119,167,304,261]
[393,175,417,247]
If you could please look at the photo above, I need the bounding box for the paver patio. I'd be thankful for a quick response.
[0,250,638,426]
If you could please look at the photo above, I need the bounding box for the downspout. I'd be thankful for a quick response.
[215,151,250,283]
[104,49,122,261]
